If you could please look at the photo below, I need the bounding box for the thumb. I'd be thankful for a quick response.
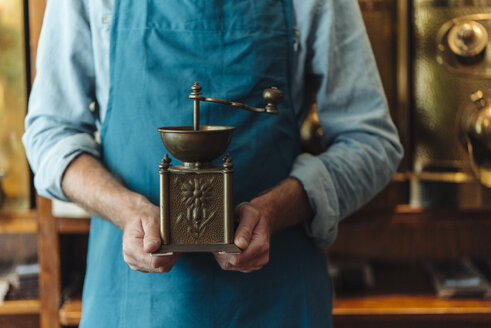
[234,202,260,250]
[141,216,162,253]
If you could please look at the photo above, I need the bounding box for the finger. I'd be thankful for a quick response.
[151,253,179,268]
[151,254,180,273]
[212,252,235,270]
[234,203,260,249]
[231,220,270,269]
[125,241,178,273]
[123,218,180,272]
[123,235,152,270]
[215,253,264,273]
[123,220,157,271]
[141,215,162,253]
[214,234,269,271]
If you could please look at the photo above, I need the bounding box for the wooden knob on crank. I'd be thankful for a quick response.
[263,87,284,114]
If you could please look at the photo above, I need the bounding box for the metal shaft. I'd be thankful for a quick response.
[193,98,200,131]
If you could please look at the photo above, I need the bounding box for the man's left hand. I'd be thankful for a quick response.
[213,178,313,274]
[213,202,272,273]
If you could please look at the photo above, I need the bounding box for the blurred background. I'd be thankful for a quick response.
[1,0,491,327]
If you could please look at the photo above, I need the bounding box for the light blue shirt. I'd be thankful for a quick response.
[23,0,403,248]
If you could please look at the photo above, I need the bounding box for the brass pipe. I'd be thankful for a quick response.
[193,98,200,131]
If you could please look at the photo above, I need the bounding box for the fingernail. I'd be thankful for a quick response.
[236,236,248,249]
[145,239,158,250]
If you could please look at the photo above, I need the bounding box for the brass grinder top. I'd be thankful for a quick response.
[158,82,282,164]
[157,125,234,164]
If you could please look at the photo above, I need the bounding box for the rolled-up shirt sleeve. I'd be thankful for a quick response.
[290,0,404,248]
[22,0,99,201]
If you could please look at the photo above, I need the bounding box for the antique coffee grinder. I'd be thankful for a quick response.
[153,82,283,256]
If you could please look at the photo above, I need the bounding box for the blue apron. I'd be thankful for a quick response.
[80,1,332,327]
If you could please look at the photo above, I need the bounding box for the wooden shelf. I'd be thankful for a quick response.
[0,210,92,234]
[59,294,491,327]
[329,207,491,261]
[0,211,38,234]
[329,261,491,324]
[55,217,90,234]
[353,205,491,225]
[59,298,81,326]
[333,295,491,316]
[0,299,40,315]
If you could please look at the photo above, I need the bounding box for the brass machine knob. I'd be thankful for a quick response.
[464,90,491,150]
[448,20,488,64]
[460,90,491,187]
[263,87,284,114]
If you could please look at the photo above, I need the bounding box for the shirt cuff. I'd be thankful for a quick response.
[289,153,339,249]
[34,133,100,201]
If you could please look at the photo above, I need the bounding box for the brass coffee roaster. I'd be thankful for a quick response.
[410,1,491,208]
[152,83,283,256]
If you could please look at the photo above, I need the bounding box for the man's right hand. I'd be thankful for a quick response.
[62,153,180,273]
[122,199,180,273]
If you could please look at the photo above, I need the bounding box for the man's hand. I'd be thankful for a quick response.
[214,202,272,273]
[62,153,180,273]
[214,178,314,273]
[122,201,180,273]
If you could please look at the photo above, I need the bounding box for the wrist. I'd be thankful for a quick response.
[250,178,313,234]
[120,193,155,229]
[250,194,276,234]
